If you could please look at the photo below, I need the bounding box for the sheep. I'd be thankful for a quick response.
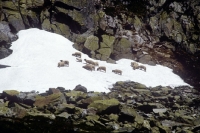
[72,52,81,58]
[58,60,69,67]
[138,65,146,72]
[93,62,99,66]
[82,64,95,71]
[131,62,139,70]
[112,69,122,75]
[84,59,99,66]
[76,58,82,62]
[97,66,106,72]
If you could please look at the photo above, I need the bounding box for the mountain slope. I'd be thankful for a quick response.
[0,28,190,93]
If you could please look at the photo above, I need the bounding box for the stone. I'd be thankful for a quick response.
[138,55,152,64]
[0,47,12,59]
[84,35,99,51]
[34,92,66,108]
[134,83,147,89]
[88,98,119,114]
[153,108,167,113]
[48,88,60,94]
[74,84,87,93]
[101,35,115,48]
[119,105,137,122]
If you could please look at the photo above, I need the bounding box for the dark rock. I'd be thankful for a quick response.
[48,88,61,94]
[73,84,87,93]
[56,87,65,92]
[119,105,137,122]
[2,90,19,103]
[0,47,12,59]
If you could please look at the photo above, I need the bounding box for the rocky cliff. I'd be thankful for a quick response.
[0,0,200,88]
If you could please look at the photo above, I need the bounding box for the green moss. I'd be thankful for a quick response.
[134,83,147,89]
[101,35,115,48]
[3,90,19,96]
[118,38,131,48]
[109,114,118,121]
[84,35,99,51]
[86,115,100,121]
[65,91,86,98]
[42,19,51,31]
[0,107,8,115]
[88,98,119,112]
[3,1,18,10]
[34,93,62,108]
[98,48,112,56]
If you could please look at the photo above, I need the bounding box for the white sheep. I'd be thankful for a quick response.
[82,64,95,71]
[112,69,122,75]
[72,52,81,58]
[58,60,69,67]
[97,66,106,72]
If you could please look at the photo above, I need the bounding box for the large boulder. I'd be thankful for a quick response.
[88,98,120,114]
[84,35,99,51]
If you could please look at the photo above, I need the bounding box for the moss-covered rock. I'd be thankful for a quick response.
[120,105,137,120]
[34,92,65,108]
[98,48,112,57]
[101,35,115,48]
[88,98,119,113]
[3,90,19,96]
[84,35,99,51]
[134,83,147,89]
[51,22,71,37]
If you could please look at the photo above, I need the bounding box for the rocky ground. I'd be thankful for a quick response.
[0,82,199,133]
[0,0,200,89]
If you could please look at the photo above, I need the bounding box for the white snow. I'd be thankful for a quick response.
[0,28,191,93]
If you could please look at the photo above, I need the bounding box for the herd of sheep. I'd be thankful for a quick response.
[57,52,146,75]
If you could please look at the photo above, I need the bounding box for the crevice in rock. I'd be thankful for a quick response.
[17,1,29,29]
[54,1,81,11]
[8,24,18,34]
[53,12,87,34]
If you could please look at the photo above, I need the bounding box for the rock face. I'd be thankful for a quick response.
[0,1,200,86]
[0,83,199,132]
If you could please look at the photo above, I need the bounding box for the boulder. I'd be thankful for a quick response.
[74,84,87,93]
[84,35,99,51]
[34,92,66,108]
[88,98,120,114]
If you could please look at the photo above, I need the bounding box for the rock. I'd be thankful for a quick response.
[88,98,119,114]
[0,22,18,43]
[84,35,99,51]
[101,35,115,48]
[2,90,19,102]
[109,114,119,122]
[86,107,97,116]
[57,112,71,119]
[138,54,152,64]
[106,58,116,64]
[153,108,167,113]
[48,88,61,94]
[34,92,66,108]
[98,48,112,60]
[27,111,56,120]
[134,83,147,89]
[0,47,12,59]
[119,105,137,122]
[74,84,87,93]
[65,91,87,104]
